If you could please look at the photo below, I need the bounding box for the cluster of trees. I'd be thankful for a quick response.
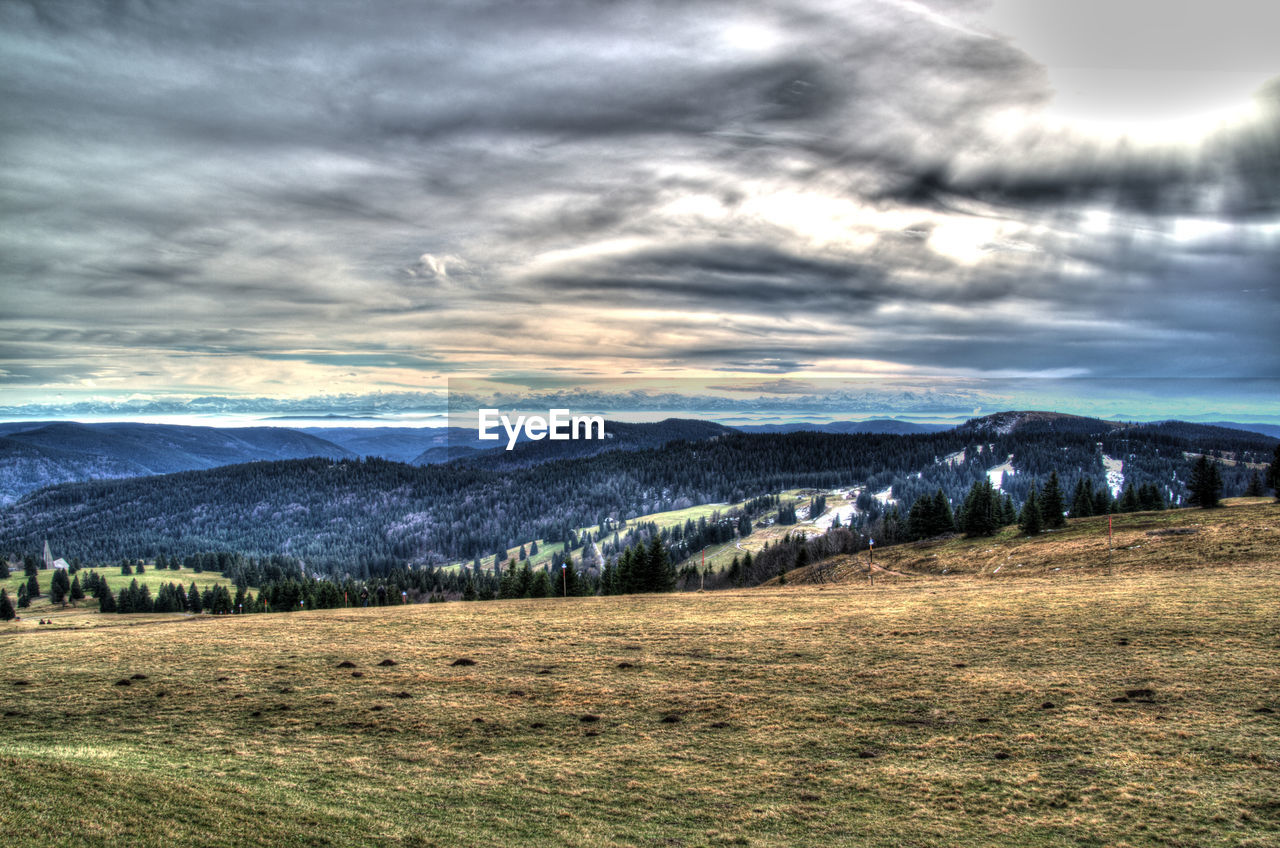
[77,571,245,615]
[7,427,1269,573]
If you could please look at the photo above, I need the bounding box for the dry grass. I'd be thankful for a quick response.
[2,502,1279,847]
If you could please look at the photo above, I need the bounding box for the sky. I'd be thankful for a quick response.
[1,0,1278,422]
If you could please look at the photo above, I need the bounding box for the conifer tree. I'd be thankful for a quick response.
[0,588,15,621]
[1019,486,1043,536]
[528,569,550,598]
[0,559,8,579]
[98,585,116,613]
[1269,444,1280,502]
[26,572,40,599]
[1122,483,1141,512]
[1186,455,1223,509]
[645,536,674,592]
[959,479,1000,538]
[69,574,84,604]
[559,555,578,597]
[50,568,70,605]
[931,489,956,535]
[1092,486,1112,516]
[1000,494,1017,527]
[188,582,203,614]
[17,583,30,609]
[1040,472,1066,528]
[1244,471,1264,498]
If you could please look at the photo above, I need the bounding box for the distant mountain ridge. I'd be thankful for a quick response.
[2,412,1275,506]
[0,422,352,505]
[734,419,949,436]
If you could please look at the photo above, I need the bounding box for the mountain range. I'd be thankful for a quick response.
[0,412,1275,506]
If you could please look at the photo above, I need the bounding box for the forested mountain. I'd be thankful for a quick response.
[297,426,452,463]
[2,415,1272,576]
[734,419,950,435]
[435,418,736,468]
[0,422,352,505]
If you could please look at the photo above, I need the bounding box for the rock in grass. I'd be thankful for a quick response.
[378,659,398,667]
[336,661,357,668]
[450,658,475,667]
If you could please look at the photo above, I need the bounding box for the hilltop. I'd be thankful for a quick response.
[783,498,1280,585]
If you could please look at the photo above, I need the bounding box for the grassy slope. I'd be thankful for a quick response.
[786,498,1280,585]
[2,566,246,626]
[1,501,1278,846]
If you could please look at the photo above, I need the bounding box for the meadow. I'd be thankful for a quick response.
[1,503,1278,846]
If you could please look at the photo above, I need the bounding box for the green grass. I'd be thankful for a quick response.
[3,505,1279,847]
[2,566,245,623]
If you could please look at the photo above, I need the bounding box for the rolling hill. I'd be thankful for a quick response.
[0,422,353,505]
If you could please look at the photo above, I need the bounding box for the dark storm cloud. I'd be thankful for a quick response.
[0,0,1277,405]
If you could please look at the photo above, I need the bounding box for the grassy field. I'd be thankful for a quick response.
[451,497,758,573]
[789,497,1280,584]
[2,503,1278,846]
[2,566,242,625]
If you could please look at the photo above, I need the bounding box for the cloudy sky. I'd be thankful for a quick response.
[1,0,1278,419]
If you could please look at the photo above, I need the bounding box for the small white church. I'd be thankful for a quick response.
[43,539,69,571]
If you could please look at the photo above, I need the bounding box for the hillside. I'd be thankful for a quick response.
[411,418,735,467]
[2,544,1277,846]
[0,422,353,505]
[2,421,1273,573]
[784,499,1280,585]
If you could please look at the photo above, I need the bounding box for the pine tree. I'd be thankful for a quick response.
[559,555,578,597]
[1019,486,1044,536]
[98,585,116,613]
[1040,472,1066,529]
[1244,471,1264,498]
[0,559,9,579]
[528,569,550,598]
[0,588,15,621]
[17,583,30,609]
[959,479,1000,538]
[1000,494,1017,527]
[188,581,203,614]
[26,573,40,599]
[121,560,132,576]
[1186,455,1223,509]
[931,489,956,535]
[1268,444,1280,502]
[69,574,84,604]
[50,568,70,605]
[1120,483,1140,513]
[1092,486,1112,516]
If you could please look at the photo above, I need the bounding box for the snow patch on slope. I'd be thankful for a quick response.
[1102,455,1124,497]
[987,455,1015,490]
